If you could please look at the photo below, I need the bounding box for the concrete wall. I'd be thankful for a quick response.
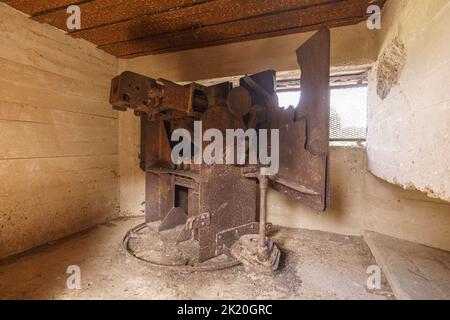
[366,0,450,202]
[0,4,120,259]
[269,147,450,252]
[124,22,377,83]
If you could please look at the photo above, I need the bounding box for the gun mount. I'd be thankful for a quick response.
[112,29,330,272]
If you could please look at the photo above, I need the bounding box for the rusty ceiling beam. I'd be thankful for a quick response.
[68,0,332,45]
[101,0,383,57]
[2,0,386,57]
[2,0,90,16]
[122,16,365,57]
[34,0,209,31]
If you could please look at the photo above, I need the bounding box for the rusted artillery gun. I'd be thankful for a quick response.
[110,29,330,272]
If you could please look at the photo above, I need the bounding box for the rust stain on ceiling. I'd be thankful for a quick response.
[2,0,386,58]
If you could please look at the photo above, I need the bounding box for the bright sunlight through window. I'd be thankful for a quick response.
[277,86,368,142]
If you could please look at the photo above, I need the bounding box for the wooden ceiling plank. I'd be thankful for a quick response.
[100,0,383,57]
[34,0,209,31]
[2,0,87,16]
[69,0,335,46]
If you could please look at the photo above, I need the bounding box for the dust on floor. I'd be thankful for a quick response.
[0,217,393,299]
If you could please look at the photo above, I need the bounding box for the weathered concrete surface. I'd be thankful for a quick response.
[117,103,145,217]
[268,147,450,252]
[376,36,406,100]
[367,0,450,202]
[365,231,450,300]
[0,4,120,260]
[0,217,393,300]
[362,170,450,252]
[268,147,365,236]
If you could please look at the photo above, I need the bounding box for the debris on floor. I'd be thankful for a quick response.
[0,217,393,300]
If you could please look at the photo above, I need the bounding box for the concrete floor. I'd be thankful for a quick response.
[0,217,393,300]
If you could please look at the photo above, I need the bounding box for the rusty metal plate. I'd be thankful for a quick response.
[215,222,273,255]
[197,165,257,262]
[271,29,330,211]
[240,29,330,211]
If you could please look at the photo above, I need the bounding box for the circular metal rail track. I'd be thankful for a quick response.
[122,222,241,273]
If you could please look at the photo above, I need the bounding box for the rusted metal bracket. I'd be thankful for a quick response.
[188,212,211,229]
[215,222,273,255]
[110,71,208,120]
[176,212,211,243]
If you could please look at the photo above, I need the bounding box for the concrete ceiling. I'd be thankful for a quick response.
[3,0,386,58]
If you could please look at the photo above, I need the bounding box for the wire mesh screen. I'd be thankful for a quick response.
[277,86,368,141]
[330,86,367,141]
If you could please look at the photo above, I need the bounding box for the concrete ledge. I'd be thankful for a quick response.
[364,231,450,300]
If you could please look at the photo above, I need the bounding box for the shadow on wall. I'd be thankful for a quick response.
[145,32,303,82]
[125,22,377,83]
[268,147,366,236]
[268,147,450,252]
